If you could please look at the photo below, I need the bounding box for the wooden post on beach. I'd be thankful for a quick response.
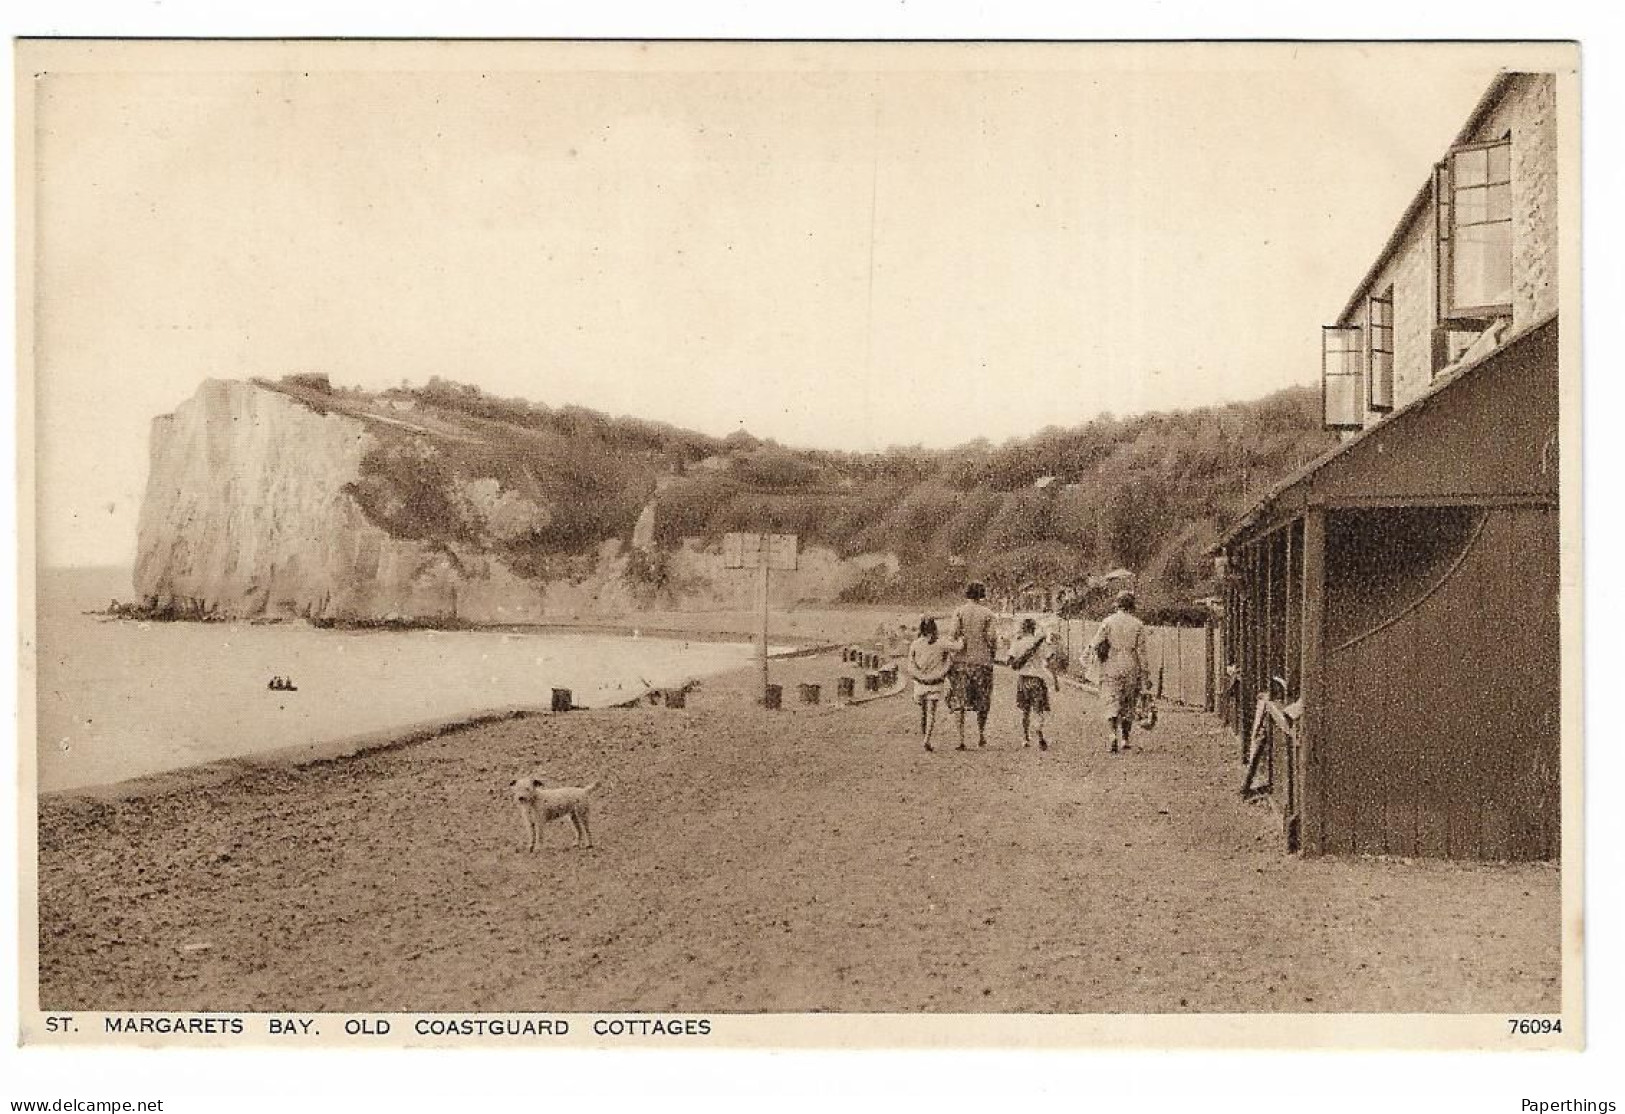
[1204,620,1216,712]
[758,558,770,705]
[725,532,798,708]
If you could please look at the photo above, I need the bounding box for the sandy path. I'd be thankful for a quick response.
[37,654,1560,1014]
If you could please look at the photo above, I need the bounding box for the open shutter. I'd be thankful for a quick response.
[1322,325,1365,430]
[1435,160,1452,326]
[1367,291,1394,412]
[1438,138,1513,322]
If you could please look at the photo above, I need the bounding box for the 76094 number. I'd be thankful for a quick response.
[1508,1018,1562,1035]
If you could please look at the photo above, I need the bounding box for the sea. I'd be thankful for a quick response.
[32,567,767,793]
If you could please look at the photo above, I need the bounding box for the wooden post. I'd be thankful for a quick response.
[1175,625,1183,704]
[1263,534,1275,703]
[1243,546,1255,763]
[759,559,770,706]
[1204,619,1216,712]
[1299,507,1327,855]
[1222,581,1235,737]
[726,532,795,710]
[1284,521,1300,695]
[1241,694,1271,795]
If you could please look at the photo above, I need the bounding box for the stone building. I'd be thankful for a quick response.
[1215,73,1565,859]
[1321,72,1558,432]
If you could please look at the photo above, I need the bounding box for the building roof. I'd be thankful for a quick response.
[1215,310,1559,550]
[1332,73,1516,327]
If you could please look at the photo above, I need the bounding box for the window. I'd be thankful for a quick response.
[1436,137,1513,322]
[1367,288,1395,411]
[1431,324,1485,376]
[1322,325,1364,430]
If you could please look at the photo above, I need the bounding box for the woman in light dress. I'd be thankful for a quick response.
[1089,590,1148,754]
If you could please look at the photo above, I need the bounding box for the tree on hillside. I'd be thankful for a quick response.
[1103,475,1169,572]
[728,446,826,489]
[722,429,761,453]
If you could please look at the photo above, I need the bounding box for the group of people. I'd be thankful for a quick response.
[905,581,1148,754]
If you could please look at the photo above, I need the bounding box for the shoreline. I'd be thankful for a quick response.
[37,585,1114,803]
[38,588,925,798]
[38,664,1103,805]
[80,611,813,645]
[36,641,849,803]
[38,706,547,804]
[75,603,932,646]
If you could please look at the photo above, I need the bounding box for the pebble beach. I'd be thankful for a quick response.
[36,647,1560,1015]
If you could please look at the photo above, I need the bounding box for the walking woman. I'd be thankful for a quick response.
[1089,590,1148,753]
[947,581,1000,750]
[907,617,960,752]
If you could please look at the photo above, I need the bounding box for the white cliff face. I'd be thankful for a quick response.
[133,379,505,621]
[134,380,886,623]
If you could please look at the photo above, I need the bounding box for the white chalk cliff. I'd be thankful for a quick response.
[133,379,889,623]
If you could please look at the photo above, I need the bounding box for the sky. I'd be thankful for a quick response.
[25,41,1530,567]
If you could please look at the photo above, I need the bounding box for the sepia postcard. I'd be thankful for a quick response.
[15,38,1583,1053]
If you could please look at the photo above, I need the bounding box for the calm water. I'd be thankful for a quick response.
[33,567,763,792]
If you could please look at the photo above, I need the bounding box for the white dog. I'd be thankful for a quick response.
[508,774,599,851]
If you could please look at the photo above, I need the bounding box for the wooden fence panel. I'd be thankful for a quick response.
[1058,619,1208,705]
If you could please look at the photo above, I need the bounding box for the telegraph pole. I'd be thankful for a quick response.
[758,556,770,701]
[725,532,798,706]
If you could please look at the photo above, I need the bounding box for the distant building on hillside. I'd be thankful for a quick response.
[1215,73,1563,860]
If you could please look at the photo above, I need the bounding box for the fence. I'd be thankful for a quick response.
[1055,619,1213,708]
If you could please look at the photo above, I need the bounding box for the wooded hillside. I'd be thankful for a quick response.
[261,373,1336,612]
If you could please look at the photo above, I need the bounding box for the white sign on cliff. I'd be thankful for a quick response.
[721,531,758,570]
[722,532,798,570]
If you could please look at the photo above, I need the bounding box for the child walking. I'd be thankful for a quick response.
[906,617,960,752]
[1008,617,1061,750]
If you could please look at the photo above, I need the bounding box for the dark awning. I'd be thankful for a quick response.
[1218,312,1559,551]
